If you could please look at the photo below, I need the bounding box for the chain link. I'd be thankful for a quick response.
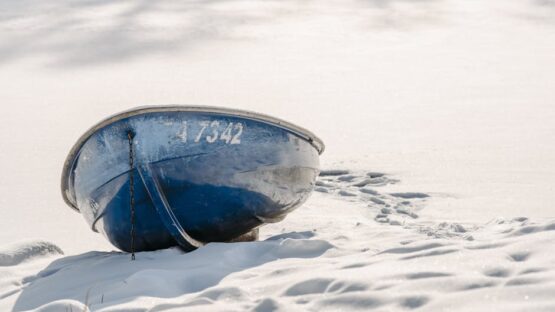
[127,131,136,261]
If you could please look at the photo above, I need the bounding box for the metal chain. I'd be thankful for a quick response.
[127,131,136,261]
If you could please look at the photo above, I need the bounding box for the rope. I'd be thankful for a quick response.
[127,131,136,261]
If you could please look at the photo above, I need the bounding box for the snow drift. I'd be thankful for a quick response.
[0,241,63,267]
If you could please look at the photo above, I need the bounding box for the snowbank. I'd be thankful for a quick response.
[0,241,63,267]
[7,238,333,311]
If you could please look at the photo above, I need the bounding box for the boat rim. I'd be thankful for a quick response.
[61,105,325,212]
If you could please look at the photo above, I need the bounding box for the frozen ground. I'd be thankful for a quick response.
[1,0,554,311]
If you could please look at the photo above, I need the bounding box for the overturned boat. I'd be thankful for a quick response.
[61,106,324,252]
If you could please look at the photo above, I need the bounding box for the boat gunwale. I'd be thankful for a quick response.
[61,105,325,212]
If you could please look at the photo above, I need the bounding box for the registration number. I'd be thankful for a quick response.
[175,121,243,145]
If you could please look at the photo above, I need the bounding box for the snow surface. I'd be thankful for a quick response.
[1,0,555,311]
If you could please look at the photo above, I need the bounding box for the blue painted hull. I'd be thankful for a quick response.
[61,106,324,252]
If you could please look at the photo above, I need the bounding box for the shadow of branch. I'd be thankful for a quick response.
[0,0,445,68]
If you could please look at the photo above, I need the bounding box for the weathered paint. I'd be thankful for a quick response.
[61,106,323,252]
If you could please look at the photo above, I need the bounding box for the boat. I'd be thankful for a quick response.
[61,106,324,252]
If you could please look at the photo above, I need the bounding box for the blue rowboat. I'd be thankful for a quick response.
[61,106,324,252]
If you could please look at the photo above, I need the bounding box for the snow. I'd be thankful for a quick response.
[0,241,63,267]
[1,0,555,311]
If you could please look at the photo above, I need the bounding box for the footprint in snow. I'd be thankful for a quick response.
[483,267,512,278]
[414,222,475,240]
[509,251,531,262]
[282,278,368,297]
[315,169,429,225]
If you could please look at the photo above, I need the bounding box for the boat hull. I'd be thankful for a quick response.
[62,106,323,252]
